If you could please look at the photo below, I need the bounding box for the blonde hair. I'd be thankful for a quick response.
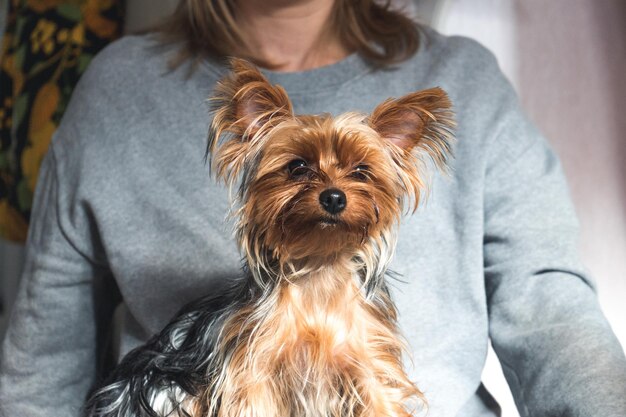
[157,0,420,69]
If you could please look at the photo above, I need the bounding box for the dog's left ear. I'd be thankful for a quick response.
[208,58,294,182]
[368,87,455,172]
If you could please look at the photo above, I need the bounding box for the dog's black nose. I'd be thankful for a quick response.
[319,188,346,214]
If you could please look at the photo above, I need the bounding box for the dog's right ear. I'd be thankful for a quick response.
[208,58,293,182]
[368,87,455,210]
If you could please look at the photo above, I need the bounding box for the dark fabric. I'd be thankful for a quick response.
[0,0,124,242]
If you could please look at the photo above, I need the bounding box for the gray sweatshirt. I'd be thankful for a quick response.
[1,27,625,417]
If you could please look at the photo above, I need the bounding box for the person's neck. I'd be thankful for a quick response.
[235,0,351,72]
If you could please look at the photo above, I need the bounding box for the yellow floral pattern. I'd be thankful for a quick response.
[0,0,124,243]
[31,19,57,54]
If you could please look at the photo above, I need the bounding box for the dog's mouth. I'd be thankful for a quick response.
[317,216,341,228]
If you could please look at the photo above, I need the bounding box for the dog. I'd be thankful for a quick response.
[85,58,455,417]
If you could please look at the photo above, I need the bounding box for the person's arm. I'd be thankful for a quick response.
[0,143,109,416]
[0,43,124,414]
[483,94,626,416]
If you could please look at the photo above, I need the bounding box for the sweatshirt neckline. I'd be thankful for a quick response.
[202,52,372,95]
[261,53,372,94]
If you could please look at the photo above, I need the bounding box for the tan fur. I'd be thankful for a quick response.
[199,59,455,417]
[199,260,421,417]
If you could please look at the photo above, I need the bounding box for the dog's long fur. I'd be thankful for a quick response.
[85,59,455,417]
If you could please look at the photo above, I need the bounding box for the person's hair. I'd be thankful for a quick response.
[157,0,421,69]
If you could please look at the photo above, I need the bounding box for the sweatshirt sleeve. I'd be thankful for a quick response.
[482,93,626,415]
[0,36,136,415]
[0,142,107,416]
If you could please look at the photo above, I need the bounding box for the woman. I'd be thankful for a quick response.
[1,0,625,416]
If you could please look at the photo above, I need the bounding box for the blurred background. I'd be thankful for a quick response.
[1,1,625,416]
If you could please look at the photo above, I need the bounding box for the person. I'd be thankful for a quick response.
[1,0,625,416]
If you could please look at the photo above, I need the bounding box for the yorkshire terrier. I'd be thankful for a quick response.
[85,59,455,417]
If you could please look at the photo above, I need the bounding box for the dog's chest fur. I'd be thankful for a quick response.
[198,264,415,417]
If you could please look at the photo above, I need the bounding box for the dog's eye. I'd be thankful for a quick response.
[351,164,369,181]
[287,159,309,177]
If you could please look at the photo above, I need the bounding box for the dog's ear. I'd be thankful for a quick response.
[368,87,455,172]
[208,58,294,182]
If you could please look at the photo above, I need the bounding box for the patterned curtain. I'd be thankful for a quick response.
[0,0,124,242]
